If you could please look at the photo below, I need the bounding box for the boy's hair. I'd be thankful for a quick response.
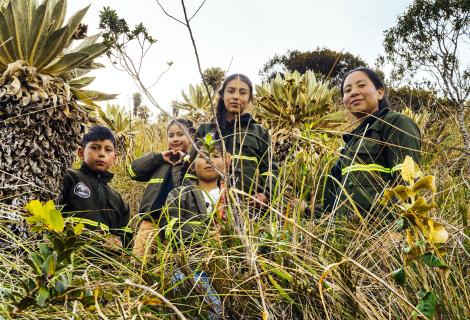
[82,126,117,148]
[181,138,224,175]
[167,118,195,135]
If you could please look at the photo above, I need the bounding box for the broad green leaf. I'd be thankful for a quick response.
[0,14,15,64]
[27,2,48,64]
[412,291,437,319]
[422,252,447,268]
[49,0,66,31]
[5,0,27,60]
[63,5,89,45]
[42,51,88,75]
[69,76,95,89]
[392,267,406,285]
[26,252,43,274]
[72,88,118,103]
[41,252,57,277]
[36,286,50,306]
[34,25,69,69]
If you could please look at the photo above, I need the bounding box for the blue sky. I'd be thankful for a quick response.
[68,0,413,115]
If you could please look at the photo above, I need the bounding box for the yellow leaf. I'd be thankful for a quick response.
[25,200,45,218]
[413,176,436,194]
[405,229,415,246]
[142,296,163,306]
[410,197,435,216]
[427,219,449,244]
[262,311,269,320]
[391,185,414,201]
[74,223,85,235]
[401,156,415,183]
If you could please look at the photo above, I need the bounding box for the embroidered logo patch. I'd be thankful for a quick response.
[74,182,91,198]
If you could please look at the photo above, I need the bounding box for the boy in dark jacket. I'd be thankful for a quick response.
[60,126,131,247]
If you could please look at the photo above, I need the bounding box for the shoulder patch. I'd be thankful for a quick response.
[74,182,91,198]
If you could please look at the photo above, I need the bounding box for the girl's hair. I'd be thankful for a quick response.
[167,118,195,135]
[340,67,390,110]
[214,73,254,127]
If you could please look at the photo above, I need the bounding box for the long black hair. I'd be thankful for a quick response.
[340,67,390,110]
[214,73,254,128]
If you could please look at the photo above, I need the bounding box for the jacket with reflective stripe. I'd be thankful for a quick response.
[196,114,279,196]
[159,184,212,244]
[59,163,131,246]
[129,152,195,218]
[323,108,421,214]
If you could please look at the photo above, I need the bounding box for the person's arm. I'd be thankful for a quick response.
[128,152,164,182]
[258,128,279,198]
[383,114,422,180]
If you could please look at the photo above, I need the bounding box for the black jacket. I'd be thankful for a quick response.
[323,108,421,215]
[60,163,131,246]
[159,184,212,244]
[128,152,196,220]
[196,114,278,197]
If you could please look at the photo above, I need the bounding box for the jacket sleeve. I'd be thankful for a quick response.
[128,152,164,182]
[258,128,279,197]
[383,114,422,180]
[58,170,74,210]
[160,187,199,243]
[113,197,132,248]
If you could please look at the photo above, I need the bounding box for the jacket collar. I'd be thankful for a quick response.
[343,108,390,144]
[80,162,114,184]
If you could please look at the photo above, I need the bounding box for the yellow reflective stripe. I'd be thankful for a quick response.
[128,165,136,178]
[184,174,198,180]
[119,226,133,233]
[391,164,403,173]
[342,164,391,175]
[148,178,164,184]
[66,217,109,232]
[232,154,258,163]
[260,171,277,179]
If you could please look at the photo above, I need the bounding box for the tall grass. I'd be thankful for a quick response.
[0,109,468,319]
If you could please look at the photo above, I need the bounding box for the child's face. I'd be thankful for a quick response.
[194,151,225,182]
[167,124,191,153]
[223,78,251,116]
[78,139,116,173]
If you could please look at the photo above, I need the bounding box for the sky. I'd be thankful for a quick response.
[67,0,413,116]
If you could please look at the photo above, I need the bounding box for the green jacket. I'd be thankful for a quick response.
[60,163,131,246]
[196,114,278,196]
[323,108,421,215]
[159,184,212,243]
[128,152,196,219]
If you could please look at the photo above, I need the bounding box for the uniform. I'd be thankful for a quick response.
[323,108,421,215]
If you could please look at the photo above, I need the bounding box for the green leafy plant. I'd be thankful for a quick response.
[382,156,450,319]
[2,200,99,313]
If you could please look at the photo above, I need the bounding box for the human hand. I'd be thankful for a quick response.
[249,193,267,208]
[162,150,186,166]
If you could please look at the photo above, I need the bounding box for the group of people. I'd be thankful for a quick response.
[58,68,421,316]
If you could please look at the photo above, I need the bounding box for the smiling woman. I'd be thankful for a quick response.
[323,67,422,217]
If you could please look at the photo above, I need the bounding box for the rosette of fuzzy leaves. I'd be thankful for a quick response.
[0,0,115,206]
